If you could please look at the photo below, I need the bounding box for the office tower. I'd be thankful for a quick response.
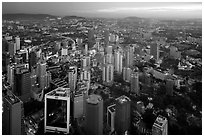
[104,54,114,65]
[88,29,95,48]
[45,71,52,89]
[106,45,113,55]
[104,29,109,46]
[82,56,90,69]
[114,51,123,74]
[30,68,38,93]
[152,115,168,135]
[115,95,131,135]
[68,66,77,92]
[14,68,31,102]
[130,71,140,95]
[166,78,174,96]
[7,64,15,89]
[150,42,159,61]
[124,45,134,68]
[61,48,68,56]
[76,38,83,46]
[123,67,132,83]
[44,87,70,134]
[29,51,37,70]
[8,42,16,56]
[18,49,28,63]
[2,92,25,135]
[2,39,10,72]
[55,41,61,51]
[73,89,84,119]
[107,104,116,132]
[15,36,20,50]
[37,62,47,90]
[85,94,103,135]
[102,64,114,85]
[109,33,116,43]
[80,69,91,82]
[83,44,88,55]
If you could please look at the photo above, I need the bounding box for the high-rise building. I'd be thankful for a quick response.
[106,45,113,55]
[85,94,103,135]
[7,64,15,89]
[44,87,70,134]
[102,64,114,85]
[124,45,134,68]
[84,44,88,55]
[15,36,20,50]
[104,54,114,65]
[123,67,132,82]
[73,89,84,119]
[150,43,160,61]
[82,56,90,69]
[37,62,47,90]
[130,71,140,95]
[2,91,25,135]
[80,69,91,82]
[115,95,131,135]
[104,29,109,46]
[8,42,16,57]
[88,29,95,48]
[114,51,123,74]
[166,78,174,96]
[29,51,37,70]
[14,68,31,102]
[107,104,116,133]
[152,115,168,135]
[68,66,77,92]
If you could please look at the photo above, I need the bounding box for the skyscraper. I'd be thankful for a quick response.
[14,68,31,102]
[115,95,131,135]
[88,29,95,48]
[85,94,103,135]
[15,36,20,50]
[2,91,25,135]
[7,64,15,89]
[102,64,114,85]
[37,62,47,90]
[152,115,168,135]
[150,42,159,61]
[130,71,140,95]
[44,87,70,134]
[104,29,109,46]
[124,45,134,68]
[123,67,132,83]
[114,50,123,74]
[107,104,116,133]
[68,66,77,92]
[29,51,37,71]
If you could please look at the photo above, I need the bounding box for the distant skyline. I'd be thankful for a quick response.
[2,2,202,19]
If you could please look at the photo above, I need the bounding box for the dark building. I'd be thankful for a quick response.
[88,29,95,48]
[14,68,31,102]
[29,51,37,70]
[115,95,131,135]
[2,39,10,73]
[85,94,103,135]
[2,91,25,135]
[104,29,109,46]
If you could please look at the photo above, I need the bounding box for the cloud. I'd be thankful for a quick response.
[97,5,202,13]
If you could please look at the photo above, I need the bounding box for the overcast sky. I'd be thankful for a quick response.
[2,2,202,19]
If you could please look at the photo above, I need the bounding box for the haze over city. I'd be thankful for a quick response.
[2,2,202,19]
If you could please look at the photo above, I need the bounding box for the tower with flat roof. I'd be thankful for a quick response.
[152,115,168,135]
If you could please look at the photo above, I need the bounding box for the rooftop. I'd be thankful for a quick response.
[86,94,102,105]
